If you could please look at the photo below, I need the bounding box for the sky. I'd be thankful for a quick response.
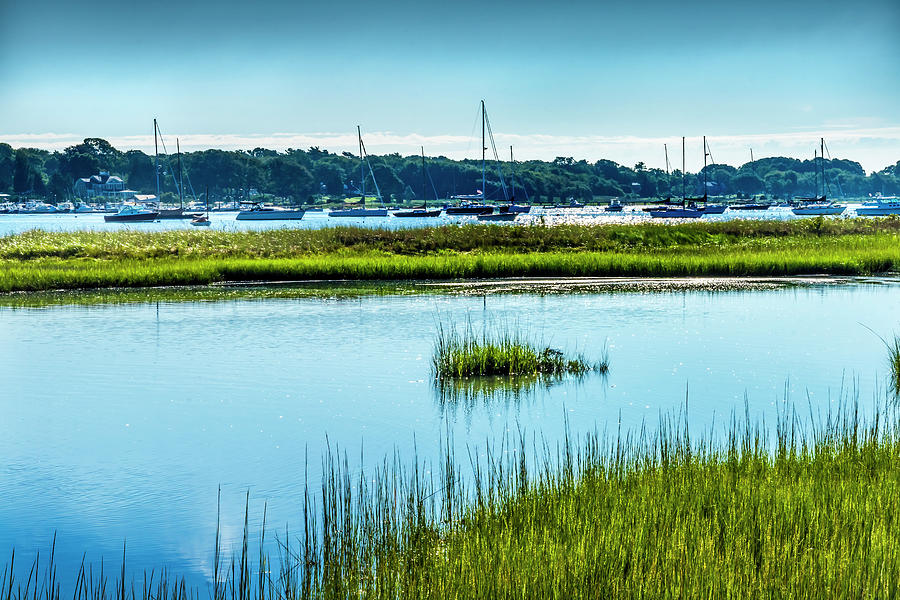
[1,0,898,172]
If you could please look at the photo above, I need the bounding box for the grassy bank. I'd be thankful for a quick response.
[2,219,900,292]
[5,405,900,598]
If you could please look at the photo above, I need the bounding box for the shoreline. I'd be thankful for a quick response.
[2,274,898,307]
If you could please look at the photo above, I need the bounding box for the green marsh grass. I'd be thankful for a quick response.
[2,220,900,292]
[431,321,603,378]
[888,335,900,396]
[5,402,900,598]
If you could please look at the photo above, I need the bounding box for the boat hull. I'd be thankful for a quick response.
[649,208,703,218]
[392,209,442,217]
[792,205,846,216]
[699,205,727,214]
[477,213,517,222]
[498,204,532,214]
[729,204,771,210]
[328,209,389,217]
[855,207,900,216]
[104,211,160,223]
[445,206,493,215]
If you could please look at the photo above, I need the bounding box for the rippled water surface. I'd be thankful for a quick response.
[1,281,898,584]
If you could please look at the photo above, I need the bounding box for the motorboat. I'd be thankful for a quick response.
[604,199,624,212]
[855,197,900,216]
[20,201,58,214]
[103,204,159,222]
[236,202,305,220]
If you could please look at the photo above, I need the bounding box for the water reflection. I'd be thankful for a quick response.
[435,372,607,424]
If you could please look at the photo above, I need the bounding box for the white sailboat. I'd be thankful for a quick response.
[792,138,846,216]
[330,126,389,217]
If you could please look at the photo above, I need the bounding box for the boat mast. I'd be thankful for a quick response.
[813,149,818,200]
[177,137,183,210]
[681,136,686,206]
[481,99,486,201]
[358,125,364,205]
[750,147,754,163]
[820,137,826,200]
[421,146,426,204]
[664,143,670,199]
[153,119,160,204]
[702,135,708,201]
[510,146,515,202]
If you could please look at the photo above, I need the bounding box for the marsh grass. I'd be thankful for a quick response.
[888,335,900,396]
[431,321,602,378]
[4,401,900,599]
[862,324,900,397]
[2,221,900,292]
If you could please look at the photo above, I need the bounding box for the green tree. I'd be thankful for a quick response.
[0,144,15,193]
[732,171,765,195]
[13,152,30,193]
[266,157,315,201]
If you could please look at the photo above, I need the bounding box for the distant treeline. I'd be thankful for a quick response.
[0,138,898,203]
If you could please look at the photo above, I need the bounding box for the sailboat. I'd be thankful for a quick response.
[792,138,846,216]
[650,137,703,218]
[497,146,531,214]
[446,100,501,215]
[330,126,389,217]
[694,137,727,214]
[156,128,199,219]
[393,148,443,217]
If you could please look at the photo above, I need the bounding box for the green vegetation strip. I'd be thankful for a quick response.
[2,219,900,292]
[5,408,900,598]
[432,323,601,377]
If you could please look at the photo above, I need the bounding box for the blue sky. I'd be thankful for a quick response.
[1,0,898,171]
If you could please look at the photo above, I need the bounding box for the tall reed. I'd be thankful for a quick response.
[3,400,900,598]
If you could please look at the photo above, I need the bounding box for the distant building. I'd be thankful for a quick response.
[73,171,128,198]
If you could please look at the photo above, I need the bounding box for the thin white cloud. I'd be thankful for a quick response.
[2,127,898,172]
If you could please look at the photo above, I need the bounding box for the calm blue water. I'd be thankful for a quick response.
[0,205,870,236]
[1,281,897,585]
